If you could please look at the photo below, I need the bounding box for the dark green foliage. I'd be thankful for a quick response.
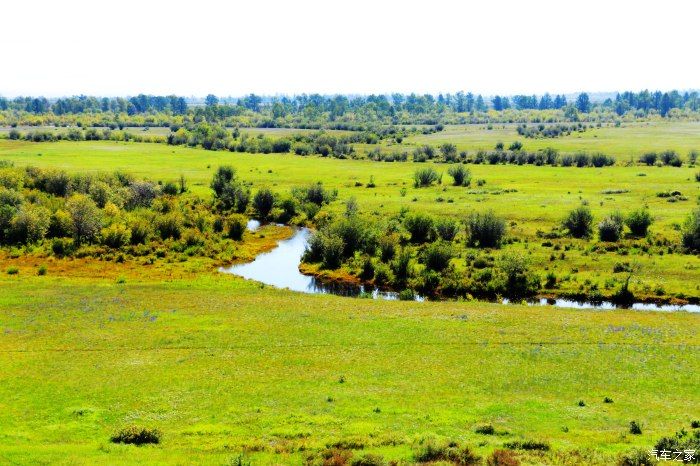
[466,210,506,248]
[37,265,47,276]
[110,426,161,445]
[616,448,657,466]
[413,167,440,187]
[211,166,250,212]
[564,206,593,238]
[639,152,658,165]
[598,212,624,242]
[421,242,454,272]
[378,235,396,262]
[155,212,183,240]
[493,253,540,298]
[295,182,336,206]
[391,249,412,282]
[448,165,471,186]
[629,421,642,435]
[128,218,152,245]
[474,424,495,435]
[435,218,459,241]
[626,208,653,237]
[654,429,700,463]
[162,181,178,196]
[226,214,247,241]
[6,266,18,275]
[8,204,50,244]
[331,216,377,258]
[503,440,550,451]
[252,188,275,219]
[412,437,481,465]
[403,212,434,243]
[359,256,374,280]
[681,208,700,252]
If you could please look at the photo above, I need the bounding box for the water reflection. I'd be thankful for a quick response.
[222,228,698,312]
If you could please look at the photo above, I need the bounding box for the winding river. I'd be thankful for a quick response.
[220,227,699,312]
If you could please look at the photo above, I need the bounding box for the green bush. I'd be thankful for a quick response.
[448,165,471,186]
[413,167,440,187]
[404,212,434,243]
[681,207,700,252]
[421,241,454,272]
[412,437,481,465]
[493,253,540,298]
[436,218,459,241]
[128,218,152,245]
[466,210,506,248]
[253,188,275,219]
[626,208,653,237]
[48,209,73,238]
[350,453,386,466]
[8,205,50,244]
[66,194,102,244]
[226,214,247,241]
[6,266,18,275]
[37,265,47,276]
[616,448,656,466]
[110,426,161,445]
[564,206,593,238]
[598,213,624,242]
[101,224,132,248]
[378,235,396,262]
[156,212,184,240]
[629,420,642,435]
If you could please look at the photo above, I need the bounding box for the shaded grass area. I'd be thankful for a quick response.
[0,271,698,464]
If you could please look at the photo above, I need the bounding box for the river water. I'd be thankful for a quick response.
[220,227,699,312]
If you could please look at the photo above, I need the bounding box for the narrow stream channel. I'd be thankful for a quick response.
[220,227,699,312]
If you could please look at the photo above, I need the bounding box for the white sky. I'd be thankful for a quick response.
[2,0,698,97]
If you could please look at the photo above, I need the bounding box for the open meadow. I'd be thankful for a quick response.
[0,129,699,463]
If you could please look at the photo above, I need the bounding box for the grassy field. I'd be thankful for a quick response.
[399,121,700,159]
[0,268,698,465]
[0,132,698,464]
[1,139,698,300]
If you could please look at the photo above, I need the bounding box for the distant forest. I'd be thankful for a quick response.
[1,90,698,118]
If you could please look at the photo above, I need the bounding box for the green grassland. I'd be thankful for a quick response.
[1,138,698,300]
[0,271,698,465]
[397,121,700,159]
[0,127,699,464]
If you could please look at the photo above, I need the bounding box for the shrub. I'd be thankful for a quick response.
[493,253,540,298]
[591,152,615,167]
[487,449,520,466]
[378,235,397,262]
[51,237,74,256]
[48,209,73,238]
[127,181,159,209]
[253,188,275,219]
[359,256,375,280]
[413,167,440,187]
[8,205,50,244]
[398,289,415,300]
[625,208,653,237]
[391,249,412,282]
[331,217,377,258]
[474,424,495,435]
[226,214,247,241]
[162,181,179,196]
[156,212,184,240]
[101,224,131,248]
[695,171,700,182]
[503,440,550,451]
[320,233,345,269]
[110,426,161,445]
[128,218,152,245]
[436,218,459,241]
[466,210,506,248]
[448,165,471,186]
[639,152,658,166]
[654,429,700,462]
[299,182,336,206]
[404,212,434,243]
[421,242,454,272]
[616,448,657,466]
[412,437,481,465]
[629,420,642,435]
[660,150,682,166]
[598,213,624,242]
[681,208,700,252]
[37,265,47,276]
[564,206,593,238]
[692,420,700,429]
[66,194,102,244]
[6,266,18,275]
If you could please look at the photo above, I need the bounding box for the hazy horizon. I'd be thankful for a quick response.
[3,0,699,97]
